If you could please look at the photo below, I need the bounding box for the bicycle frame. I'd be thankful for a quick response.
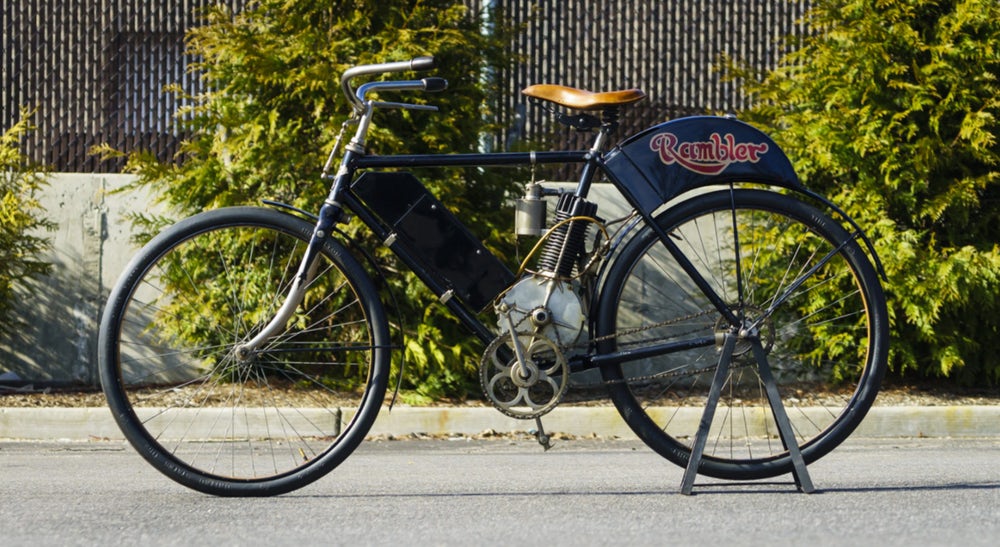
[98,57,892,495]
[250,63,884,380]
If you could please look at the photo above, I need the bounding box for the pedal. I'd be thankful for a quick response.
[530,416,553,451]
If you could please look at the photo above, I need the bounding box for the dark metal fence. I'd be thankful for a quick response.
[2,1,807,173]
[499,0,810,151]
[2,1,246,172]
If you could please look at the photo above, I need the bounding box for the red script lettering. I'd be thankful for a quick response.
[649,132,769,175]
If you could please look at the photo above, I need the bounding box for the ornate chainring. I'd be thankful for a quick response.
[479,331,569,419]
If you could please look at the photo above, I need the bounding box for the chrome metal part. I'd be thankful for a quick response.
[479,331,569,419]
[235,255,320,356]
[713,305,775,357]
[531,417,553,451]
[514,183,546,237]
[497,276,584,349]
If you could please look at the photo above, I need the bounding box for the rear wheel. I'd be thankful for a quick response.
[596,190,888,480]
[99,206,390,496]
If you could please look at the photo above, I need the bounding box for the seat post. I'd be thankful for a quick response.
[601,106,621,134]
[573,116,616,198]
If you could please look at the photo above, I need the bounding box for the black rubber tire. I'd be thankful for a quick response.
[99,207,390,496]
[596,190,888,480]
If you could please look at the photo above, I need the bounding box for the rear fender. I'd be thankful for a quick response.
[602,116,884,277]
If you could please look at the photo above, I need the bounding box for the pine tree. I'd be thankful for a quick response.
[105,0,517,400]
[736,0,1000,383]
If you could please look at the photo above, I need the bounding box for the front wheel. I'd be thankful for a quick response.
[596,190,888,480]
[98,206,391,496]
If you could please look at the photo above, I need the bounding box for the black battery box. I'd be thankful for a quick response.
[350,172,515,312]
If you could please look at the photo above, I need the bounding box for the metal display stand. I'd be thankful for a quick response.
[680,333,815,495]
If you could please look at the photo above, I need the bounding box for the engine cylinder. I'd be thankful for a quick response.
[536,194,597,278]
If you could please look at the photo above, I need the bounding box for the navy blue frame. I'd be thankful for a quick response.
[302,115,883,375]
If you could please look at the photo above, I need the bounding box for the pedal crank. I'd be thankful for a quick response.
[529,416,553,451]
[479,331,569,420]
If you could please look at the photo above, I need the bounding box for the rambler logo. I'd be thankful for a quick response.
[649,132,769,175]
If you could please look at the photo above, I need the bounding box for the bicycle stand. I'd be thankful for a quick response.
[680,333,815,495]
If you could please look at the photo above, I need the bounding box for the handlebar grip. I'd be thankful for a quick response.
[410,56,436,71]
[422,77,448,92]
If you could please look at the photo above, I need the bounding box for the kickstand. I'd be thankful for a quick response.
[530,417,553,451]
[680,333,815,494]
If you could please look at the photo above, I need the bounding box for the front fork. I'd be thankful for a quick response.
[236,158,354,356]
[235,252,321,358]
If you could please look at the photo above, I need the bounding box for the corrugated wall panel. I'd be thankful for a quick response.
[1,0,807,173]
[2,1,246,172]
[497,0,810,151]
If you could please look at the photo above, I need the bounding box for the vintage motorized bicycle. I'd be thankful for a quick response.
[98,57,888,496]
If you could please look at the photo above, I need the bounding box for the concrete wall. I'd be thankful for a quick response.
[0,174,152,385]
[0,176,638,386]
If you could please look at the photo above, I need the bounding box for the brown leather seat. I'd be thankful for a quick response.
[522,84,646,111]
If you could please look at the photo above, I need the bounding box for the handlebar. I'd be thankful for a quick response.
[423,77,448,92]
[341,56,444,112]
[409,56,436,71]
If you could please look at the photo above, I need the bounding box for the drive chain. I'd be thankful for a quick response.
[491,307,721,388]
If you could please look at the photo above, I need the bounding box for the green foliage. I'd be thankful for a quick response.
[740,212,872,383]
[0,110,54,335]
[145,221,376,392]
[734,0,1000,383]
[105,0,517,399]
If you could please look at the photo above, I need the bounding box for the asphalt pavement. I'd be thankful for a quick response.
[2,438,999,546]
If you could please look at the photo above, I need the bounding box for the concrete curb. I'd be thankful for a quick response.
[2,405,1000,441]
